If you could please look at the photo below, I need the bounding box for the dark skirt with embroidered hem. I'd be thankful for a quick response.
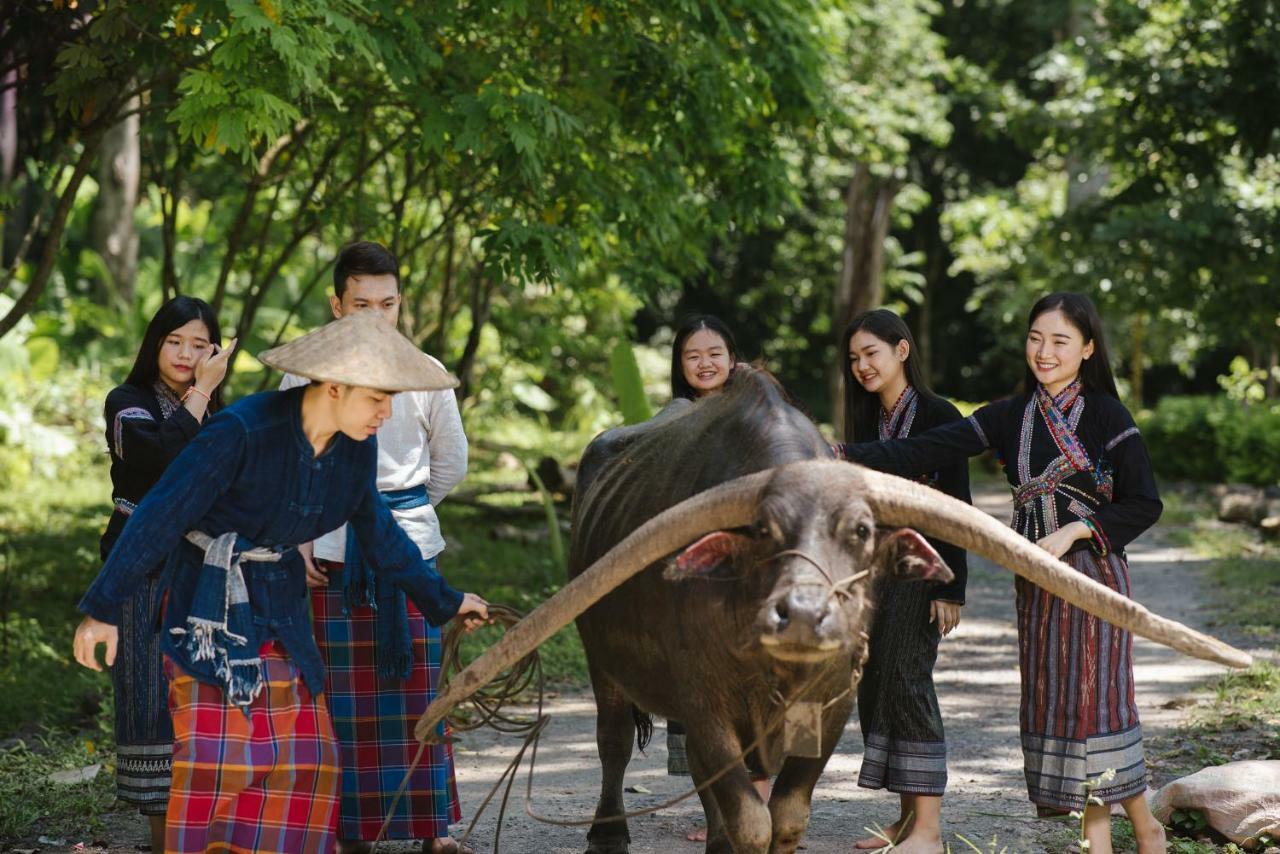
[112,574,173,816]
[1017,548,1147,810]
[856,576,948,796]
[164,648,340,854]
[312,559,462,842]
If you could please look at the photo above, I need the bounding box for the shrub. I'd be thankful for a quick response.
[1139,396,1280,487]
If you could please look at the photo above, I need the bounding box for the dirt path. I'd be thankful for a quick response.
[440,482,1243,854]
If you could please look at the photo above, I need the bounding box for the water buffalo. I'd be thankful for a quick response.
[414,368,1249,854]
[569,369,951,854]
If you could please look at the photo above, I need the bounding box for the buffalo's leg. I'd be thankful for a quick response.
[584,660,634,854]
[693,743,727,848]
[687,724,771,854]
[768,697,853,854]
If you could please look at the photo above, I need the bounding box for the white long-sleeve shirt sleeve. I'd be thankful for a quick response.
[422,388,467,506]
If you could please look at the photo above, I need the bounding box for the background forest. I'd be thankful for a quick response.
[0,0,1278,844]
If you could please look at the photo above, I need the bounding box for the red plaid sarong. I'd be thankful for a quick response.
[313,559,462,842]
[165,646,340,853]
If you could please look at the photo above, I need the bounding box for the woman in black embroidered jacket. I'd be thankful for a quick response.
[839,310,970,853]
[102,297,235,850]
[836,294,1166,854]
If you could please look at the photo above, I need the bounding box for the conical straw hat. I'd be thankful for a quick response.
[259,312,458,392]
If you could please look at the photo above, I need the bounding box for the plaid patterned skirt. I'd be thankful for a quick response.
[313,559,462,842]
[165,647,340,853]
[1017,548,1147,810]
[112,574,172,815]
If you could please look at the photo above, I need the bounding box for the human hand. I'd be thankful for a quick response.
[1035,521,1090,559]
[73,615,118,671]
[194,338,238,392]
[300,542,327,588]
[456,592,491,633]
[930,600,962,636]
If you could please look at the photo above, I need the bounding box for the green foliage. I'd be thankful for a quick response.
[1139,396,1280,485]
[521,460,567,574]
[11,0,838,388]
[1168,809,1210,836]
[0,302,112,493]
[435,499,587,686]
[0,732,117,843]
[0,472,113,738]
[1208,558,1280,643]
[1218,356,1280,405]
[608,340,654,426]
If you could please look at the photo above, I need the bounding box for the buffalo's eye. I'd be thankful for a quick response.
[855,523,871,542]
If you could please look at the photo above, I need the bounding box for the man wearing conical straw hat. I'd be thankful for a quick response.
[73,310,490,854]
[280,241,473,854]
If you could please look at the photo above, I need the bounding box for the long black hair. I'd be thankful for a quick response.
[1023,292,1119,398]
[840,309,941,443]
[670,314,739,401]
[124,296,225,409]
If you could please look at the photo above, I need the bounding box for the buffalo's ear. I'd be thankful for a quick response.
[668,531,753,578]
[873,528,954,584]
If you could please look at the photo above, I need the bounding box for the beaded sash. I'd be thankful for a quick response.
[1011,381,1112,538]
[879,386,919,441]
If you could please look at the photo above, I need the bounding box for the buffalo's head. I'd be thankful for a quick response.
[672,466,952,663]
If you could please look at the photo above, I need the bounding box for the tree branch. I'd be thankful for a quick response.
[0,136,101,339]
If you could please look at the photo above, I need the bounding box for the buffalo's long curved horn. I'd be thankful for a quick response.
[849,462,1253,670]
[417,459,1252,742]
[414,470,771,742]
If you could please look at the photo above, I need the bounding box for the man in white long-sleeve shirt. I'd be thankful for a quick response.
[280,241,473,854]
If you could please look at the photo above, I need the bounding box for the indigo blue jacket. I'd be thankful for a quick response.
[78,386,465,697]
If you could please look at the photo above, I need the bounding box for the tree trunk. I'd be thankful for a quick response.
[455,270,496,402]
[422,226,457,353]
[0,67,15,190]
[1129,310,1146,405]
[90,94,141,305]
[830,162,899,436]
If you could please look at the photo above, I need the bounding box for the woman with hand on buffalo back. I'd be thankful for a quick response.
[839,309,969,854]
[836,293,1166,854]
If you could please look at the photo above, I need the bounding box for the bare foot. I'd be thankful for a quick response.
[886,832,944,854]
[686,825,708,842]
[854,818,909,850]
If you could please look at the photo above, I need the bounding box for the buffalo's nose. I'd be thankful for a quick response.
[760,587,846,658]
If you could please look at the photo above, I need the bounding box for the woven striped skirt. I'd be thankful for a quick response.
[112,573,173,815]
[313,559,462,842]
[165,647,340,853]
[856,575,947,796]
[1016,548,1146,810]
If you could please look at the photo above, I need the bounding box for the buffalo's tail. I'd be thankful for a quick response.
[632,705,653,753]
